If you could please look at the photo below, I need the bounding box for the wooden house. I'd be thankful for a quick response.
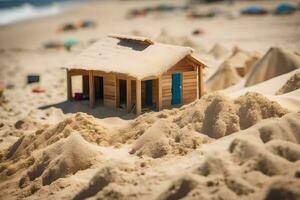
[65,35,206,115]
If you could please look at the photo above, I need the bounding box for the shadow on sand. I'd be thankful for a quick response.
[39,100,136,120]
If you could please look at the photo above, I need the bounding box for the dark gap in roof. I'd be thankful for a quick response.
[117,40,149,51]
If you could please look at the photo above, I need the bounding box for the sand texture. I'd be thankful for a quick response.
[0,0,300,199]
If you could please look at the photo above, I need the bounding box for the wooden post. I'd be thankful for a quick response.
[116,79,120,108]
[157,76,162,111]
[198,66,204,98]
[89,71,95,107]
[136,79,141,115]
[67,69,72,100]
[126,78,132,113]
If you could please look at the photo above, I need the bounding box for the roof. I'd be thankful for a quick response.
[66,35,205,79]
[108,34,154,45]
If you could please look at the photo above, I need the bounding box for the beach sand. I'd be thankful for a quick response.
[0,0,300,199]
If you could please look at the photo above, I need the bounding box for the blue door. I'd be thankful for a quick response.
[145,80,153,105]
[172,73,182,105]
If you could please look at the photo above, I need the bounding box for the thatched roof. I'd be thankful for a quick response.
[66,35,203,79]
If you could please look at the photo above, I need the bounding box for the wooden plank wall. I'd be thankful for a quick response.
[182,71,197,104]
[103,74,116,107]
[161,57,198,108]
[162,74,172,107]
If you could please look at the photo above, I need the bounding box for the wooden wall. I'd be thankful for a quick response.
[182,71,197,104]
[162,74,172,107]
[161,57,198,108]
[103,73,116,107]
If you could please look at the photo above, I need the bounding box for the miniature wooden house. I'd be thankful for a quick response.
[65,35,206,115]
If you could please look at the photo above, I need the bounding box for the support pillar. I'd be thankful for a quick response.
[126,78,132,113]
[157,76,162,111]
[89,71,95,107]
[67,69,72,100]
[136,79,141,115]
[198,66,204,98]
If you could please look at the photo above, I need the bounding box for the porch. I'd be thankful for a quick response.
[66,69,163,115]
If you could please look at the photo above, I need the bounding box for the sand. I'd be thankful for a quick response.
[205,47,261,91]
[245,47,300,86]
[0,0,300,199]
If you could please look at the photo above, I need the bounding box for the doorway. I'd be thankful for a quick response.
[172,73,182,105]
[145,80,153,106]
[94,77,104,104]
[119,79,127,108]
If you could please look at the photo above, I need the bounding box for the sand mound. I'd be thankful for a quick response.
[157,175,199,200]
[130,120,172,158]
[201,95,240,138]
[175,92,288,138]
[206,62,241,92]
[20,133,100,187]
[206,48,261,92]
[156,30,205,52]
[256,113,300,144]
[117,92,289,151]
[245,47,300,87]
[235,92,288,129]
[155,113,300,200]
[276,72,300,95]
[73,165,115,200]
[209,43,230,59]
[3,113,109,161]
[228,48,261,76]
[130,120,211,158]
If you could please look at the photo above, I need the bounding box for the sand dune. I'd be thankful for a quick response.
[226,68,300,97]
[245,47,300,86]
[206,61,242,91]
[206,48,261,92]
[208,43,230,59]
[1,109,298,199]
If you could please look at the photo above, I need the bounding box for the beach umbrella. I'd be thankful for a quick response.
[64,39,79,47]
[275,3,297,15]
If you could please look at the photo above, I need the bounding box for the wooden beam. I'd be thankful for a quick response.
[89,71,95,107]
[126,78,132,113]
[67,69,72,100]
[136,80,141,115]
[157,76,162,111]
[198,66,204,98]
[68,69,89,76]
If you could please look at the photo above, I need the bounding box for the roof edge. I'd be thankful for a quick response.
[108,34,154,45]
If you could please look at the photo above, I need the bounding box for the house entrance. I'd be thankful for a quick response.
[145,80,153,106]
[94,76,104,104]
[119,79,127,109]
[172,73,182,105]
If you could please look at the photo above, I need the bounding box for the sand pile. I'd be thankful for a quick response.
[130,120,211,158]
[229,47,261,76]
[245,47,300,87]
[20,133,100,187]
[234,92,288,129]
[118,92,288,149]
[0,132,102,199]
[156,30,206,52]
[156,112,300,200]
[206,48,261,92]
[208,43,230,59]
[276,72,300,95]
[205,62,242,91]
